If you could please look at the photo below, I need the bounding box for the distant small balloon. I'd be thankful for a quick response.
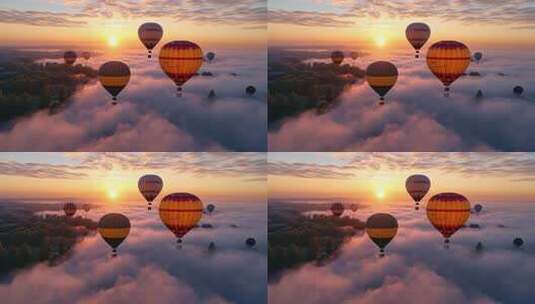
[64,51,77,66]
[331,202,344,217]
[207,204,215,213]
[81,52,91,61]
[350,51,359,61]
[246,237,256,248]
[83,203,91,213]
[246,85,257,96]
[474,204,483,213]
[208,90,216,99]
[513,238,524,248]
[63,202,77,217]
[206,52,216,62]
[350,204,358,212]
[473,52,483,63]
[475,90,483,99]
[331,51,344,65]
[208,242,216,251]
[475,241,484,252]
[514,86,524,96]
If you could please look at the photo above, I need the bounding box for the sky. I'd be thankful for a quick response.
[269,0,535,50]
[0,0,267,49]
[268,152,535,203]
[0,152,267,203]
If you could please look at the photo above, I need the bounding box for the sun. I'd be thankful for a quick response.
[107,36,119,48]
[374,36,387,48]
[107,189,119,200]
[376,189,385,200]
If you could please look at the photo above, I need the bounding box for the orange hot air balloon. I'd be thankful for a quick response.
[81,52,91,61]
[138,22,163,59]
[406,174,431,210]
[331,202,344,217]
[159,40,203,97]
[64,51,77,66]
[98,213,130,257]
[366,61,398,105]
[426,192,470,245]
[426,41,471,97]
[98,61,131,105]
[331,51,344,65]
[138,174,163,211]
[366,213,398,257]
[159,193,203,244]
[63,202,77,217]
[406,23,431,58]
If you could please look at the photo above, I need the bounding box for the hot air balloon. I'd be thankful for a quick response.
[63,202,77,217]
[426,192,471,245]
[82,203,91,213]
[159,193,203,244]
[331,202,344,217]
[514,86,524,96]
[331,51,344,65]
[366,213,398,257]
[98,61,130,105]
[513,238,524,248]
[159,40,203,97]
[406,23,431,58]
[138,174,163,211]
[206,204,215,214]
[98,213,130,257]
[350,51,359,61]
[366,61,398,105]
[474,204,482,213]
[246,237,256,248]
[64,51,77,66]
[405,174,431,210]
[81,52,91,61]
[350,204,358,212]
[426,41,471,97]
[138,22,163,59]
[206,52,216,62]
[246,85,257,96]
[473,52,483,63]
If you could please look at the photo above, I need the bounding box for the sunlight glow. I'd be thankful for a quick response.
[374,36,387,48]
[107,189,119,200]
[376,189,385,200]
[107,36,119,48]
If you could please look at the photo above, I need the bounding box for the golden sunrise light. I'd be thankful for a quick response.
[374,36,387,48]
[375,189,385,200]
[107,36,119,48]
[107,189,119,200]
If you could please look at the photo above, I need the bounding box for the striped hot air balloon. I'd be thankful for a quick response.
[426,192,470,245]
[98,213,130,257]
[159,41,203,97]
[138,174,163,211]
[63,202,77,217]
[406,174,431,210]
[366,61,398,105]
[98,61,131,105]
[159,193,203,244]
[426,41,471,97]
[331,202,344,217]
[406,23,431,58]
[366,213,398,257]
[64,51,77,66]
[138,22,163,59]
[331,51,344,65]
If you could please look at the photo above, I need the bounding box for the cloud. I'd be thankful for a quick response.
[268,10,354,27]
[0,9,89,27]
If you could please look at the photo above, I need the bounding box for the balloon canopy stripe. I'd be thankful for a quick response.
[366,76,398,86]
[100,76,130,87]
[367,227,398,238]
[98,227,131,238]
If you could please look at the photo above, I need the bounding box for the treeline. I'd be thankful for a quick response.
[0,61,97,122]
[0,214,97,274]
[268,206,365,276]
[269,61,365,125]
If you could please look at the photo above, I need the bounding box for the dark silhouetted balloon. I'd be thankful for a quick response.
[206,52,216,62]
[64,51,77,66]
[138,22,163,58]
[473,52,483,63]
[331,51,344,65]
[206,204,215,213]
[208,241,216,251]
[98,61,131,104]
[331,202,344,217]
[350,51,359,61]
[513,238,524,248]
[427,41,471,97]
[159,193,203,244]
[406,22,431,58]
[476,90,483,99]
[159,40,203,97]
[98,213,130,257]
[475,241,483,252]
[366,213,398,256]
[63,202,77,217]
[366,61,398,105]
[350,204,358,212]
[138,174,163,210]
[246,85,257,96]
[474,204,482,213]
[427,192,470,244]
[406,174,431,210]
[82,203,90,213]
[81,52,91,61]
[246,237,256,247]
[514,86,524,96]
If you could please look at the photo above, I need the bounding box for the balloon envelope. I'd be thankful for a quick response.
[98,213,130,256]
[366,61,398,103]
[138,22,163,58]
[81,52,91,61]
[426,192,470,242]
[63,202,77,217]
[246,85,257,96]
[206,204,215,213]
[246,238,256,247]
[350,51,359,60]
[474,204,483,213]
[366,213,398,255]
[98,61,131,102]
[206,52,216,62]
[331,51,344,65]
[159,40,203,93]
[513,238,524,247]
[159,193,203,242]
[406,174,431,209]
[514,86,524,96]
[406,23,431,58]
[138,174,163,210]
[64,51,77,66]
[473,52,483,62]
[331,202,344,217]
[426,41,471,95]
